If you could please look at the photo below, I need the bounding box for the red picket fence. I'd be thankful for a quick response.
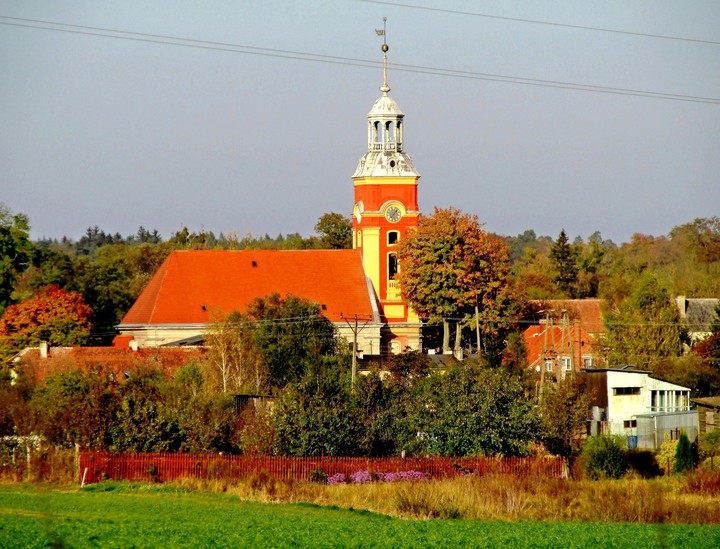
[78,452,567,485]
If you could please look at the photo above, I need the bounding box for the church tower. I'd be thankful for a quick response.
[352,29,421,352]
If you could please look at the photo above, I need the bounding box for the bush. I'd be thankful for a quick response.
[674,431,694,474]
[582,436,628,480]
[626,450,662,479]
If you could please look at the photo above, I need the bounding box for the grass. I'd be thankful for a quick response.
[2,483,720,548]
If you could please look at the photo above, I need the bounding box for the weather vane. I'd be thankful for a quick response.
[375,18,390,94]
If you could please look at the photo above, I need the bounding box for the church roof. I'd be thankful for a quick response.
[119,249,377,326]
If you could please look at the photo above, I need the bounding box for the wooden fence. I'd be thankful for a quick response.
[78,452,567,485]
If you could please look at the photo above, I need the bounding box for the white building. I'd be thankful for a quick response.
[585,367,696,450]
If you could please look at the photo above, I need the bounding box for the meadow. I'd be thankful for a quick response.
[2,479,720,548]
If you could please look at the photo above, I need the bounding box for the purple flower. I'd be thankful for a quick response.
[327,473,346,485]
[378,470,428,482]
[350,470,373,484]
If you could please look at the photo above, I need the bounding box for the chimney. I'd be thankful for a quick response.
[39,341,48,359]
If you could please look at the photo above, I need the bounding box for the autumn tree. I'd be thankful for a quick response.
[396,207,515,354]
[203,310,266,394]
[0,285,92,354]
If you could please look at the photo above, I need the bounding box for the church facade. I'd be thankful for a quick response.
[117,42,422,355]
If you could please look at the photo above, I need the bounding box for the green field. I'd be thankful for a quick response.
[0,484,719,548]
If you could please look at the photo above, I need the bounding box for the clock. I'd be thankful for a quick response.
[385,206,402,223]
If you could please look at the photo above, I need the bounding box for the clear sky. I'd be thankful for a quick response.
[1,1,718,244]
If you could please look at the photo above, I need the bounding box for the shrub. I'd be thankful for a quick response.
[656,434,678,475]
[582,436,628,480]
[674,431,694,474]
[626,450,663,478]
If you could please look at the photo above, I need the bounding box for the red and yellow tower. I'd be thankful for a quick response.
[352,37,421,352]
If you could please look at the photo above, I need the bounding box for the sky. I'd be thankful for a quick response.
[1,1,719,244]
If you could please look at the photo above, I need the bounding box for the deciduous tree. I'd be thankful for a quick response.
[314,212,352,249]
[603,273,685,369]
[246,293,340,388]
[0,285,92,354]
[396,207,514,354]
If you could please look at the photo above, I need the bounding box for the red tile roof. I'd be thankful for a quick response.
[120,250,375,326]
[528,299,604,334]
[523,324,595,368]
[14,346,205,382]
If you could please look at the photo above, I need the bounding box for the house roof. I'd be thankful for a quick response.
[119,249,377,326]
[677,297,719,332]
[528,299,604,334]
[523,324,595,367]
[12,346,205,382]
[691,396,720,408]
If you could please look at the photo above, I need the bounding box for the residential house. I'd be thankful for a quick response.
[676,296,719,346]
[523,323,597,379]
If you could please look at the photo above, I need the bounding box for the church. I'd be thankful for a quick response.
[117,40,423,355]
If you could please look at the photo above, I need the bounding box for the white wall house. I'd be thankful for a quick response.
[585,367,696,450]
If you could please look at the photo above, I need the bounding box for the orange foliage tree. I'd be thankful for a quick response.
[0,285,92,353]
[396,207,517,356]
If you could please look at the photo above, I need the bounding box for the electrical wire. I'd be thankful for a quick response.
[1,15,718,105]
[360,0,720,46]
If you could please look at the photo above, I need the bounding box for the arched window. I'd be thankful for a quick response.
[387,231,399,245]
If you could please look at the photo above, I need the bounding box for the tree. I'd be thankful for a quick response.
[403,364,540,457]
[674,430,694,474]
[29,368,115,449]
[246,293,340,388]
[539,375,592,461]
[396,207,514,354]
[603,272,685,369]
[582,435,628,479]
[271,365,364,456]
[314,212,352,249]
[203,310,266,394]
[0,285,92,354]
[549,229,579,297]
[0,204,33,314]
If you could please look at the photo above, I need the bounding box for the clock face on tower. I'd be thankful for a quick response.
[385,206,402,223]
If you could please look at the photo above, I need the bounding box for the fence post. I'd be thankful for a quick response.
[74,444,80,485]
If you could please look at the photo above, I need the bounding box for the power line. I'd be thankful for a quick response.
[360,0,720,46]
[1,16,718,105]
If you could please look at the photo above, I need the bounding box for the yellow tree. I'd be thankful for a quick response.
[396,207,515,355]
[203,310,266,394]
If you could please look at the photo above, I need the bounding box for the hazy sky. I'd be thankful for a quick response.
[2,1,719,244]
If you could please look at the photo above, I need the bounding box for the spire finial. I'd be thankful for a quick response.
[376,18,390,94]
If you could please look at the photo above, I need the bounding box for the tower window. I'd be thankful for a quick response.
[388,231,399,245]
[388,253,398,279]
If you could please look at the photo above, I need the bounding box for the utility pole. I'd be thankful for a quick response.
[341,313,373,390]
